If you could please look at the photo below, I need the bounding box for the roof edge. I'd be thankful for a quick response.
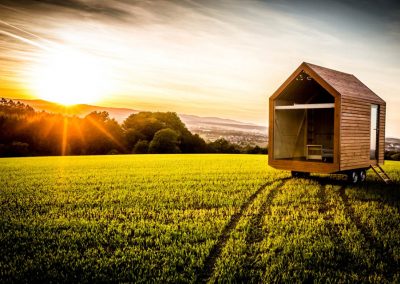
[270,62,386,104]
[269,62,341,101]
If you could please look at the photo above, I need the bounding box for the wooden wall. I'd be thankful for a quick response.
[340,98,385,171]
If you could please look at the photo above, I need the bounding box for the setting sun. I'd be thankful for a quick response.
[28,48,111,105]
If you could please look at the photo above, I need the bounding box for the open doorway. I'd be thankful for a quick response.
[370,104,379,160]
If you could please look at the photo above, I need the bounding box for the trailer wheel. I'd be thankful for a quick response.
[348,171,359,184]
[358,170,366,182]
[291,171,301,178]
[291,171,310,178]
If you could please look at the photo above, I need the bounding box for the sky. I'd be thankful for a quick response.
[0,0,399,137]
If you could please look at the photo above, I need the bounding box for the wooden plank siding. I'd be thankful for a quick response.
[339,98,386,171]
[340,98,371,171]
[268,159,338,174]
[268,97,274,163]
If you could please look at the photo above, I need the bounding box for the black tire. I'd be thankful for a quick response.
[291,171,301,178]
[291,171,310,178]
[348,171,359,184]
[358,169,367,182]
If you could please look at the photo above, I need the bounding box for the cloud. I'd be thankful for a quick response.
[0,0,399,135]
[0,0,130,20]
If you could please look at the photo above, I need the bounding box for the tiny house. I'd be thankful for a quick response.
[268,62,386,183]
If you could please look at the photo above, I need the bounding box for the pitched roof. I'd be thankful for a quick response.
[303,62,385,104]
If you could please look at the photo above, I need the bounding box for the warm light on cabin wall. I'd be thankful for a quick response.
[27,47,113,106]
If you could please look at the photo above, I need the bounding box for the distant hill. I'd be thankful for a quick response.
[15,99,138,122]
[386,137,400,144]
[386,137,400,151]
[180,114,266,132]
[179,114,267,146]
[10,98,268,146]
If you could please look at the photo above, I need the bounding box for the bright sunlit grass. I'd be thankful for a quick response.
[1,155,399,282]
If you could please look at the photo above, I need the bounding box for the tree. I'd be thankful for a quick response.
[208,138,240,153]
[9,141,29,156]
[245,145,268,154]
[180,133,208,153]
[1,99,268,156]
[123,111,191,141]
[133,140,149,154]
[83,111,125,154]
[149,128,180,153]
[125,129,144,150]
[123,112,164,141]
[390,152,400,161]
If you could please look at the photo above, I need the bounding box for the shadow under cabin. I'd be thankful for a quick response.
[268,62,388,184]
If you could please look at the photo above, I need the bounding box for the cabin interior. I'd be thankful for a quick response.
[273,71,335,163]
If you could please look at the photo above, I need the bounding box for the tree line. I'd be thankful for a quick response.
[0,98,267,157]
[385,151,400,161]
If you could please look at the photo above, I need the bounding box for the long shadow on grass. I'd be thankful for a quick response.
[197,178,289,283]
[311,176,400,281]
[313,175,400,214]
[314,181,373,279]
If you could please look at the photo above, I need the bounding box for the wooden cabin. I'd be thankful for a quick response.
[268,62,386,182]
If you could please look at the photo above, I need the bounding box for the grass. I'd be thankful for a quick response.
[0,154,399,282]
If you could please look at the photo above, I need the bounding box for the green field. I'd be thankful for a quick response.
[1,155,400,282]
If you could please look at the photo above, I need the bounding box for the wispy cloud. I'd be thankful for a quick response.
[0,0,399,136]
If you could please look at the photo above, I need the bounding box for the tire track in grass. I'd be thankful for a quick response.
[338,185,399,280]
[240,182,282,282]
[317,182,329,214]
[198,178,289,283]
[316,182,359,274]
[245,185,280,244]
